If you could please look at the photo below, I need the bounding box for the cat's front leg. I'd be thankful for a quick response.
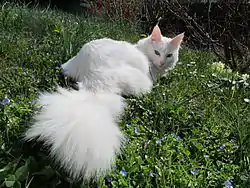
[113,65,153,96]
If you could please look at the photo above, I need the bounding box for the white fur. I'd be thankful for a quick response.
[62,38,152,96]
[24,86,127,181]
[77,64,152,96]
[137,36,181,81]
[61,34,182,91]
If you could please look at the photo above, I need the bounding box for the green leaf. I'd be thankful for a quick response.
[13,181,21,188]
[25,156,38,172]
[15,165,29,181]
[5,180,15,188]
[5,174,16,187]
[240,175,249,181]
[33,165,55,179]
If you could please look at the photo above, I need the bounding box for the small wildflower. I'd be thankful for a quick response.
[211,61,225,72]
[31,75,35,79]
[244,98,250,103]
[120,169,127,177]
[191,170,198,175]
[220,145,225,149]
[106,177,112,182]
[170,133,176,137]
[241,74,249,81]
[1,98,10,105]
[156,140,161,144]
[134,127,139,134]
[225,180,233,188]
[176,136,181,140]
[56,66,59,70]
[149,171,154,177]
[29,100,36,105]
[161,136,166,141]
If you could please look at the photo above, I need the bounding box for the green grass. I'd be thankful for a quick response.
[0,2,250,188]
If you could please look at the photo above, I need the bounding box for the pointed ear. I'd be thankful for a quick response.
[151,25,162,42]
[170,32,184,47]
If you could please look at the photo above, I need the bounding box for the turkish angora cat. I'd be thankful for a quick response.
[24,25,184,183]
[61,25,184,96]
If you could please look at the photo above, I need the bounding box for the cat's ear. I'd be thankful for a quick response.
[170,32,184,47]
[151,25,162,42]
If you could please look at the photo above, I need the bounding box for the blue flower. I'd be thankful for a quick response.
[134,127,139,134]
[31,75,35,79]
[106,177,112,182]
[56,66,59,70]
[156,140,161,144]
[220,145,225,149]
[29,100,36,105]
[120,169,127,177]
[171,133,181,140]
[191,170,198,175]
[161,136,166,141]
[1,98,10,105]
[149,171,154,177]
[170,133,176,137]
[225,180,233,188]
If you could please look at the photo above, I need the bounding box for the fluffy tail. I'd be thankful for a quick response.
[24,87,127,181]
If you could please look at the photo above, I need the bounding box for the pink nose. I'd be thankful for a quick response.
[160,61,164,66]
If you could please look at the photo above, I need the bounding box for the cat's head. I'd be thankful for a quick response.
[137,25,184,70]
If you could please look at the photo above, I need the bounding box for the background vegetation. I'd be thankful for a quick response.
[0,1,249,188]
[80,0,250,74]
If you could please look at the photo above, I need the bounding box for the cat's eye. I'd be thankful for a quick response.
[154,50,161,56]
[166,54,173,58]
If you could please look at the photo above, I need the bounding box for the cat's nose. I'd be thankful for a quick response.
[160,61,164,66]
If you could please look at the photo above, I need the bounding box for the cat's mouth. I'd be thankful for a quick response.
[158,63,165,68]
[152,63,162,70]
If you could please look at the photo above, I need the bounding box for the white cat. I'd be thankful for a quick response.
[62,25,184,95]
[24,25,184,183]
[24,85,127,182]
